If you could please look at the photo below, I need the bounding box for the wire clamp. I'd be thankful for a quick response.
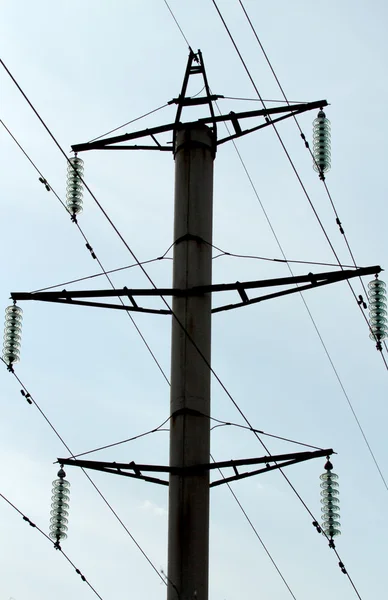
[85,243,97,259]
[335,217,345,235]
[38,176,51,192]
[312,520,322,534]
[20,389,32,404]
[338,561,347,574]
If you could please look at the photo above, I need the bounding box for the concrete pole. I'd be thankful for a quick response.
[167,125,215,600]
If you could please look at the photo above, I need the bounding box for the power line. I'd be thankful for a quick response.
[163,0,192,50]
[0,68,293,597]
[70,416,171,459]
[222,95,306,103]
[237,0,388,360]
[0,117,170,386]
[212,1,388,369]
[224,2,388,479]
[209,416,323,450]
[1,358,167,587]
[209,3,388,488]
[30,246,359,296]
[1,49,366,599]
[210,453,298,600]
[212,104,388,493]
[87,102,170,143]
[0,491,105,600]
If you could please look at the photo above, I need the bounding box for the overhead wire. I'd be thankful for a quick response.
[30,244,359,296]
[209,417,323,450]
[159,7,366,597]
[216,0,388,484]
[0,117,170,386]
[88,102,170,143]
[1,44,365,599]
[210,453,298,600]
[222,95,305,103]
[237,0,388,359]
[0,357,167,587]
[212,100,388,494]
[0,491,105,599]
[210,0,388,490]
[1,56,296,599]
[158,4,369,595]
[163,0,192,50]
[70,412,323,460]
[211,1,388,370]
[69,416,171,459]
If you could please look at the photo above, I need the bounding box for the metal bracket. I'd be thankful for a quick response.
[57,448,333,488]
[11,265,382,316]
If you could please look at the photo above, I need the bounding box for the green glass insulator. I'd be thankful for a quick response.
[2,305,23,365]
[49,468,70,543]
[66,156,84,217]
[319,461,341,538]
[313,110,331,174]
[368,278,388,342]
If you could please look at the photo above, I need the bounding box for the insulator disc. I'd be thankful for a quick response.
[320,480,339,490]
[320,495,340,505]
[368,279,386,290]
[49,530,68,541]
[50,507,69,518]
[52,478,70,488]
[370,307,387,318]
[51,500,70,512]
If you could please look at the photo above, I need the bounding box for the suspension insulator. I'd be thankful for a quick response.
[49,467,70,544]
[368,278,388,344]
[313,110,331,175]
[320,459,341,539]
[2,304,23,366]
[66,155,84,217]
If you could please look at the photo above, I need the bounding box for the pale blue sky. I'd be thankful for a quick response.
[1,1,387,599]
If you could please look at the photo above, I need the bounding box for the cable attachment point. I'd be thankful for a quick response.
[85,243,97,259]
[23,515,36,528]
[76,568,87,582]
[20,389,33,404]
[38,176,51,192]
[300,132,310,149]
[338,561,347,574]
[335,217,344,235]
[312,520,322,534]
[357,295,367,310]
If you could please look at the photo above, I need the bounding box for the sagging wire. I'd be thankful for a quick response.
[0,117,170,385]
[237,0,388,361]
[0,357,167,587]
[0,490,104,599]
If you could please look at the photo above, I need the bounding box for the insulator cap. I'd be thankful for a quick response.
[66,156,84,217]
[368,278,388,342]
[313,110,331,174]
[2,304,23,365]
